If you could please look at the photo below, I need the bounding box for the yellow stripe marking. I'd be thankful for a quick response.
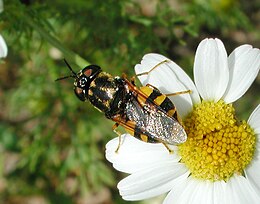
[141,135,148,142]
[167,108,176,117]
[126,128,135,136]
[140,86,153,96]
[154,94,166,105]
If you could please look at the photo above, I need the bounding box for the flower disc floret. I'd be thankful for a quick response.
[179,100,256,181]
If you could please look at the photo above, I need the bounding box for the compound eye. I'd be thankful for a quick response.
[82,65,101,79]
[74,87,86,101]
[83,69,92,77]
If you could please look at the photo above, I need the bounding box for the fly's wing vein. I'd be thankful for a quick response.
[125,97,186,144]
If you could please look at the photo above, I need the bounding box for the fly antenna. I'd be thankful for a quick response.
[55,75,75,81]
[55,59,77,81]
[63,59,77,76]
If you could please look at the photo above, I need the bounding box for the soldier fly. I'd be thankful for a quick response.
[56,59,189,152]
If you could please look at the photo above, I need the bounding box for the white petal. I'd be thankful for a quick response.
[164,178,215,204]
[194,38,229,102]
[105,134,180,174]
[163,177,188,204]
[248,104,260,135]
[165,175,260,204]
[183,180,213,204]
[195,181,214,204]
[135,53,200,118]
[223,45,260,103]
[164,178,196,204]
[226,175,260,204]
[244,116,260,195]
[167,179,227,204]
[119,164,189,201]
[0,34,7,58]
[245,150,260,194]
[213,180,227,204]
[0,0,3,13]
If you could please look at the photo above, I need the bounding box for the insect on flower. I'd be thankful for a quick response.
[56,59,190,152]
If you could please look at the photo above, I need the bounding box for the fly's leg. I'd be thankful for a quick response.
[165,90,192,97]
[130,76,136,85]
[163,143,173,154]
[122,73,136,85]
[123,59,170,85]
[146,83,192,97]
[136,59,170,77]
[146,83,159,90]
[112,123,122,153]
[133,59,192,96]
[122,59,171,86]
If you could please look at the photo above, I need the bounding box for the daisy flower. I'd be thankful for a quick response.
[0,34,8,58]
[105,38,260,203]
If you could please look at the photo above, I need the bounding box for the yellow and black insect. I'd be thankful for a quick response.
[56,59,189,152]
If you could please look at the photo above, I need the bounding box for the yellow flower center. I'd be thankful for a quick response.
[178,100,256,181]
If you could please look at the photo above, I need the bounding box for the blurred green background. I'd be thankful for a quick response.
[0,0,259,203]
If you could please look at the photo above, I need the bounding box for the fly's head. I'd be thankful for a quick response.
[56,59,101,101]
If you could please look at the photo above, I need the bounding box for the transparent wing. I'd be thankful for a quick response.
[125,96,187,145]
